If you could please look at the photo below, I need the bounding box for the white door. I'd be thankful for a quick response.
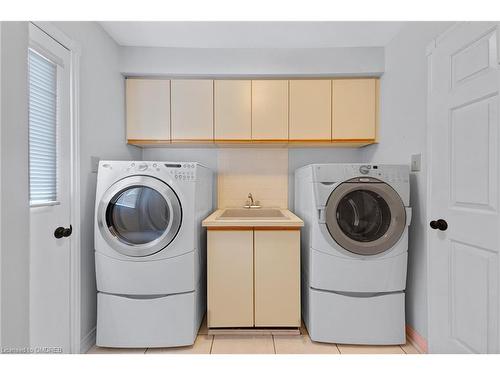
[428,22,500,353]
[29,25,72,353]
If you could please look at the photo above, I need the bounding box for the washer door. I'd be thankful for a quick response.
[324,178,406,256]
[97,175,182,257]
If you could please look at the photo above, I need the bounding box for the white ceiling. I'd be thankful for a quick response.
[100,21,405,49]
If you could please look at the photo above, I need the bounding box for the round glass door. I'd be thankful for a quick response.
[106,186,170,245]
[336,190,392,243]
[325,180,406,256]
[97,176,182,257]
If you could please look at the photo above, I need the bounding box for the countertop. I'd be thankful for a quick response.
[202,208,304,228]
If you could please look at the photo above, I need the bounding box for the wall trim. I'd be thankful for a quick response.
[406,324,428,354]
[80,326,96,354]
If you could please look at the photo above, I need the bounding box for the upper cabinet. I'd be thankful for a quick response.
[332,78,378,141]
[214,80,252,141]
[171,79,214,142]
[289,80,332,141]
[126,78,170,142]
[251,80,288,141]
[126,77,379,147]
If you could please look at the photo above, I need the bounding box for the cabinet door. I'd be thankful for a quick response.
[171,79,213,142]
[332,78,377,140]
[254,230,301,327]
[126,78,170,141]
[251,80,288,140]
[207,230,254,328]
[289,80,331,141]
[214,80,251,141]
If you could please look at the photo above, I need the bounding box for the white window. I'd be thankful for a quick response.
[28,48,58,205]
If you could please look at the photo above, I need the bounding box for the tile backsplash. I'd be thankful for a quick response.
[217,148,288,209]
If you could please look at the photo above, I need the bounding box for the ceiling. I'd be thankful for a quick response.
[100,21,405,49]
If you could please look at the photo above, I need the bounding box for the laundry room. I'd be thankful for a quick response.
[1,1,500,374]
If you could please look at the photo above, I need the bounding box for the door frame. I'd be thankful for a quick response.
[30,22,82,353]
[425,21,500,353]
[425,22,461,353]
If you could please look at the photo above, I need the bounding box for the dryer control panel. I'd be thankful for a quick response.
[166,163,196,181]
[123,162,197,181]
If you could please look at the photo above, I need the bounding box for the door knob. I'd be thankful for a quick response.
[430,219,448,231]
[54,225,72,239]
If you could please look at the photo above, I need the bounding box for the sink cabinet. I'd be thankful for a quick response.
[207,229,301,328]
[254,230,300,327]
[207,230,254,327]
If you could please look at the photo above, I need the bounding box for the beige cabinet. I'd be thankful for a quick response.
[126,77,379,147]
[251,80,288,140]
[126,78,170,142]
[207,230,254,328]
[171,79,213,142]
[332,78,378,140]
[289,79,332,141]
[254,230,300,327]
[214,80,251,141]
[207,228,301,328]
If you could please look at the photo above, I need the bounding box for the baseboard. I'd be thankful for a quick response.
[208,328,300,336]
[80,326,96,354]
[406,325,428,353]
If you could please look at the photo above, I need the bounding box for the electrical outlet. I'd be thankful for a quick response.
[411,153,421,172]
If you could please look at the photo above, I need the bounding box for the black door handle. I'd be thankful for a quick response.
[54,225,72,239]
[430,219,448,231]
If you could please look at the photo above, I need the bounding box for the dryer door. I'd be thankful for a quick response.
[97,175,182,257]
[324,177,406,256]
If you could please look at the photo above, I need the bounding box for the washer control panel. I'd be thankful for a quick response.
[355,164,408,184]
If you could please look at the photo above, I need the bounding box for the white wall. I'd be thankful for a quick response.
[0,21,30,350]
[52,22,141,350]
[361,22,452,341]
[120,46,384,77]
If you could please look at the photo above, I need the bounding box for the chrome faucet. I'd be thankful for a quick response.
[244,193,261,209]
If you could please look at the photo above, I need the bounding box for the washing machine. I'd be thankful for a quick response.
[295,164,411,345]
[94,160,213,348]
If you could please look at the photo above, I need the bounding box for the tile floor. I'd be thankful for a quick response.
[87,318,421,355]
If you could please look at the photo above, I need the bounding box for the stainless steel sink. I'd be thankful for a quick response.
[218,208,287,220]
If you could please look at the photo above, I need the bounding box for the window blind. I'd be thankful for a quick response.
[28,49,58,205]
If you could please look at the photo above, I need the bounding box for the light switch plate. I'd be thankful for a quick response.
[411,153,421,172]
[91,156,100,173]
